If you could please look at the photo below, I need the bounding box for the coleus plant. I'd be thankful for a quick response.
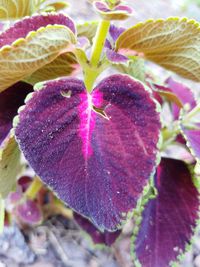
[0,0,200,266]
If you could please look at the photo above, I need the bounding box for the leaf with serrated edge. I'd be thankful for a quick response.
[0,0,34,19]
[24,52,79,85]
[0,13,76,92]
[77,21,98,43]
[116,18,200,82]
[0,134,22,198]
[132,158,200,267]
[93,1,132,20]
[15,75,161,231]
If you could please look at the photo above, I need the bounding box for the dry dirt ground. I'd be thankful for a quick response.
[1,1,200,267]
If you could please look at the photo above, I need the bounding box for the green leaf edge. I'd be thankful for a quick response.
[0,13,76,92]
[179,108,200,175]
[116,17,200,82]
[93,1,132,20]
[116,17,200,49]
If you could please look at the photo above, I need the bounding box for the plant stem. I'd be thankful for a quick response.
[25,176,43,200]
[84,19,110,92]
[0,198,5,233]
[90,20,110,67]
[183,103,200,122]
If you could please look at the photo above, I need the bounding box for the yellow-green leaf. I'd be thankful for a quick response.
[0,134,22,198]
[0,25,76,93]
[116,18,200,82]
[115,57,145,82]
[0,0,34,19]
[45,1,69,12]
[77,21,98,43]
[24,52,78,85]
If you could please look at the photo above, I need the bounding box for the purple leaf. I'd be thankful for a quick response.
[106,49,128,63]
[182,127,200,160]
[115,5,133,14]
[165,78,196,119]
[134,158,199,267]
[105,39,112,49]
[109,24,125,42]
[15,74,160,231]
[95,1,110,12]
[0,13,75,49]
[0,82,32,145]
[15,199,42,225]
[105,25,127,64]
[74,212,121,246]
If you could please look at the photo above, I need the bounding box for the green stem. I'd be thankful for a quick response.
[0,198,5,233]
[183,103,200,121]
[160,121,180,151]
[25,176,43,200]
[90,20,110,67]
[84,19,110,92]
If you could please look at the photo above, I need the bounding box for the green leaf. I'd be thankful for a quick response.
[116,18,200,82]
[0,25,76,93]
[0,134,22,198]
[0,0,34,19]
[77,21,98,43]
[45,1,69,11]
[24,52,78,85]
[115,57,145,82]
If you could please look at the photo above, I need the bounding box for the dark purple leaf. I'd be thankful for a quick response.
[15,74,160,231]
[0,13,75,49]
[134,158,199,267]
[176,133,186,145]
[74,213,121,246]
[18,176,32,192]
[0,82,32,145]
[105,39,112,49]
